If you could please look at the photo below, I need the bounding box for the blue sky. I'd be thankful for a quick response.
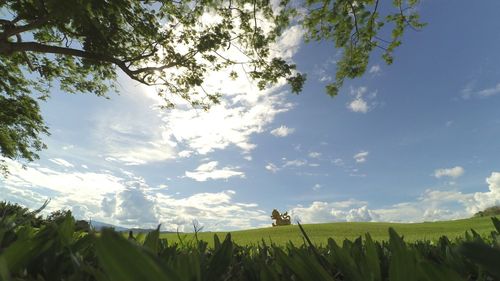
[2,1,500,231]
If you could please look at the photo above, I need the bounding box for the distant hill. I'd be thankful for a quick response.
[160,216,499,246]
[87,220,176,234]
[88,220,128,232]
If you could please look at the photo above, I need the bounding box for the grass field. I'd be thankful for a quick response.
[160,216,498,246]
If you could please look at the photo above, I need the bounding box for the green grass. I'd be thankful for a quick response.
[161,216,498,246]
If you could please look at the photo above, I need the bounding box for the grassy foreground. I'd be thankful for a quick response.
[162,216,498,246]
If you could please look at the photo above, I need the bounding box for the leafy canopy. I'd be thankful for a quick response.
[0,0,423,170]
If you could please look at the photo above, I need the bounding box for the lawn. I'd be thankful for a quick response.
[160,216,498,246]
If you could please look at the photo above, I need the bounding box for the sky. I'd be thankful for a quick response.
[2,1,500,231]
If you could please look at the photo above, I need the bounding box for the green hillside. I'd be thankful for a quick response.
[161,216,498,246]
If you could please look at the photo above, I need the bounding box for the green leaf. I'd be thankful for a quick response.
[460,242,500,279]
[95,229,180,281]
[206,233,233,281]
[1,234,37,273]
[491,217,500,233]
[388,228,419,281]
[0,256,9,281]
[143,225,161,253]
[275,247,334,281]
[419,260,464,281]
[364,233,382,281]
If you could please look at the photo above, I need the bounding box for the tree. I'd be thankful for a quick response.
[0,0,423,171]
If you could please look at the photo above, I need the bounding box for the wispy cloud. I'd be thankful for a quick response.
[49,158,74,168]
[462,82,500,99]
[283,159,307,167]
[353,151,369,163]
[368,64,381,75]
[434,166,464,179]
[185,161,244,182]
[270,125,295,137]
[265,162,280,173]
[308,152,321,158]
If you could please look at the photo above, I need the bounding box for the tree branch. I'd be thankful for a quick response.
[2,17,49,38]
[0,41,178,82]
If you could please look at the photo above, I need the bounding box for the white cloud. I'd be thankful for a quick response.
[312,184,322,191]
[0,158,126,216]
[347,86,378,113]
[153,190,269,231]
[290,172,500,224]
[434,166,464,179]
[462,82,500,99]
[270,125,295,137]
[368,65,381,75]
[283,159,307,167]
[290,199,368,223]
[92,95,178,165]
[308,152,321,158]
[467,172,500,214]
[83,18,303,165]
[313,53,340,83]
[353,151,369,163]
[477,84,500,97]
[0,159,268,231]
[332,158,344,166]
[178,150,194,158]
[185,161,245,181]
[348,98,369,113]
[346,206,379,222]
[147,24,302,157]
[265,162,280,173]
[49,158,74,168]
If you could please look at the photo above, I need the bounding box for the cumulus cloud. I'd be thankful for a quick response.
[270,125,295,137]
[0,159,267,231]
[290,172,500,224]
[290,199,368,223]
[184,161,244,181]
[353,151,369,163]
[434,166,464,179]
[466,172,500,214]
[347,86,378,113]
[0,158,127,218]
[346,206,379,222]
[348,98,369,113]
